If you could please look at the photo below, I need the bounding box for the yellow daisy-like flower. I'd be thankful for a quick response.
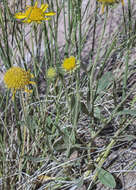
[4,67,35,99]
[14,1,56,23]
[97,0,124,14]
[62,56,77,72]
[46,67,57,80]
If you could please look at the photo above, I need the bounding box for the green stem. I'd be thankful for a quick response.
[91,1,98,59]
[72,0,81,140]
[122,44,129,99]
[14,96,22,145]
[87,118,133,189]
[77,0,82,60]
[128,0,132,38]
[122,2,127,34]
[63,0,68,56]
[89,8,108,126]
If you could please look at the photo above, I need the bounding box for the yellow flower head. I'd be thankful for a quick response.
[14,1,56,23]
[4,67,35,99]
[97,0,124,14]
[62,56,77,72]
[97,0,116,3]
[46,67,57,80]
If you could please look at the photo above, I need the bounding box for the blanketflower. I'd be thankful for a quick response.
[62,56,77,72]
[46,67,57,80]
[14,1,56,23]
[97,0,124,14]
[4,67,35,99]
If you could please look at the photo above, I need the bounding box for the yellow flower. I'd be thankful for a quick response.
[14,1,56,23]
[98,0,116,3]
[4,67,35,99]
[97,0,124,14]
[62,56,77,72]
[46,67,57,79]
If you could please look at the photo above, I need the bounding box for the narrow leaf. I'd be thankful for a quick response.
[116,109,136,116]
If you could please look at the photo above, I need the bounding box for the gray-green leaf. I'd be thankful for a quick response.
[97,72,113,94]
[116,109,136,116]
[98,168,116,188]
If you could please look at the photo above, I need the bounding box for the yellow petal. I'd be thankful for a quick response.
[44,12,56,16]
[34,1,38,7]
[29,81,36,85]
[23,19,32,23]
[101,4,105,14]
[14,13,26,19]
[40,4,48,12]
[42,18,51,21]
[30,73,34,78]
[121,0,124,6]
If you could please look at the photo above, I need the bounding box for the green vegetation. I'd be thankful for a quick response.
[0,0,136,189]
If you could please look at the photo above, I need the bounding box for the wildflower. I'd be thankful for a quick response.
[46,67,57,80]
[121,0,124,6]
[97,0,124,14]
[4,67,35,99]
[62,56,78,72]
[14,1,56,24]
